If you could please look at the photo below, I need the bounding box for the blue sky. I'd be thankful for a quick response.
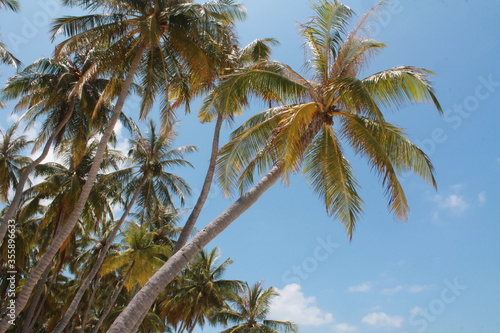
[1,1,500,333]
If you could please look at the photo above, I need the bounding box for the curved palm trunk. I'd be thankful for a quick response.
[78,277,100,333]
[21,263,52,333]
[107,115,326,333]
[172,115,223,254]
[0,101,75,244]
[0,45,147,333]
[52,177,147,333]
[91,263,134,333]
[108,163,284,333]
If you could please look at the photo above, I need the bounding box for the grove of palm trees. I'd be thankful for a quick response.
[0,0,443,332]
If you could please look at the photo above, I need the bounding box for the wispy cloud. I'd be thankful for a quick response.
[332,323,359,333]
[269,284,334,326]
[361,312,404,329]
[346,282,372,293]
[408,285,430,293]
[381,285,403,295]
[478,191,487,205]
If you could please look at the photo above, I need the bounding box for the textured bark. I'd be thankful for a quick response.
[172,115,223,254]
[0,45,147,333]
[0,101,75,244]
[107,114,326,333]
[52,177,146,333]
[78,277,100,333]
[21,263,52,333]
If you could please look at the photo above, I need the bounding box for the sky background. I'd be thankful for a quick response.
[1,1,500,333]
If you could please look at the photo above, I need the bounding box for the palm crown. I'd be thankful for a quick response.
[213,0,442,238]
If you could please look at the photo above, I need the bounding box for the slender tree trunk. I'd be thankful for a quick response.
[91,264,134,333]
[52,177,147,333]
[0,100,75,244]
[107,114,326,333]
[108,163,284,333]
[172,115,223,254]
[78,277,100,333]
[0,45,147,333]
[21,263,52,333]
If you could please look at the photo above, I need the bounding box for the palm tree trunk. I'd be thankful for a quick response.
[78,277,100,333]
[0,100,75,244]
[172,115,223,254]
[0,45,147,333]
[21,263,52,333]
[108,163,284,333]
[52,176,147,333]
[91,263,134,333]
[107,114,326,333]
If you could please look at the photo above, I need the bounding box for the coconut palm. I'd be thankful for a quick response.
[0,52,129,244]
[215,281,297,333]
[107,2,442,331]
[0,2,246,329]
[173,29,279,254]
[52,120,195,333]
[91,223,171,332]
[0,122,32,203]
[160,247,242,332]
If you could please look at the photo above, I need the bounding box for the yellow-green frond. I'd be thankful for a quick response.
[340,115,409,219]
[303,125,363,238]
[362,66,442,113]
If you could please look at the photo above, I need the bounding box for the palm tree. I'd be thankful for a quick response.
[0,0,18,11]
[0,52,127,244]
[173,29,279,254]
[0,0,21,70]
[91,223,171,332]
[160,247,242,332]
[0,2,245,330]
[215,282,297,333]
[52,120,195,333]
[107,2,442,331]
[0,122,32,203]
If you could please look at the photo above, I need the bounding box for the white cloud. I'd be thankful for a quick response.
[346,282,372,293]
[408,285,429,293]
[478,191,487,205]
[433,193,469,217]
[269,284,334,326]
[410,306,422,315]
[332,323,359,333]
[361,312,404,329]
[381,285,403,295]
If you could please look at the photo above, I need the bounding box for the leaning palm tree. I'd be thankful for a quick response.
[173,28,279,254]
[0,122,32,203]
[52,120,195,333]
[160,247,242,332]
[215,282,297,333]
[0,2,245,330]
[107,1,442,331]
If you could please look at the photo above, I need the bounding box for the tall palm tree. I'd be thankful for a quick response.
[53,120,195,333]
[0,52,126,243]
[160,247,242,332]
[0,122,32,203]
[173,29,279,254]
[107,2,442,331]
[215,282,297,333]
[0,2,245,329]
